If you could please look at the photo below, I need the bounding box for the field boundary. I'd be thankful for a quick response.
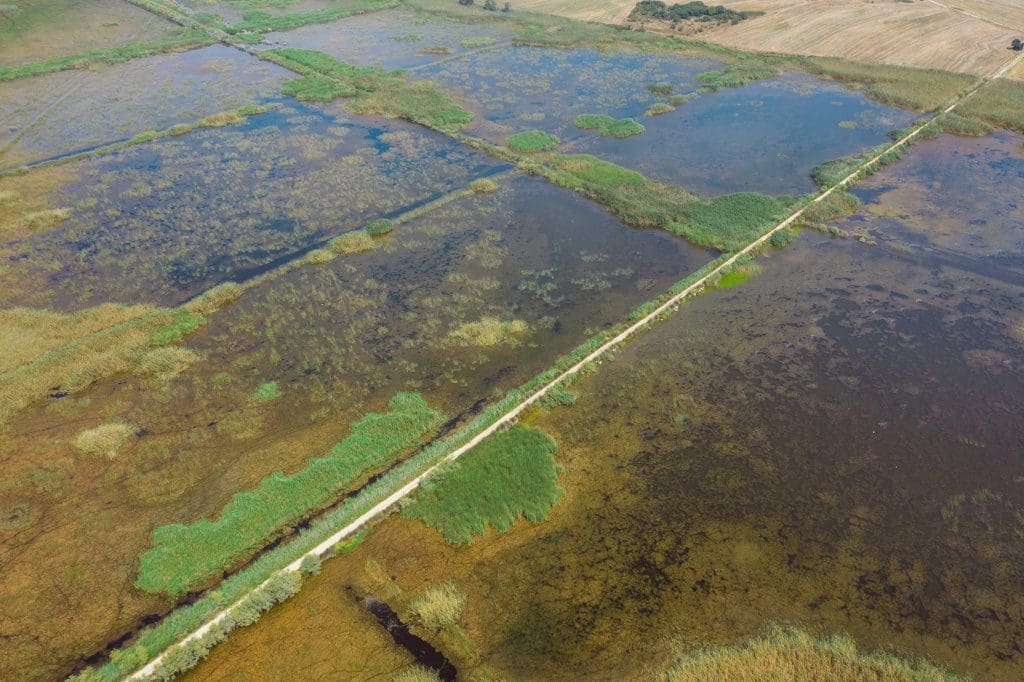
[117,31,1024,682]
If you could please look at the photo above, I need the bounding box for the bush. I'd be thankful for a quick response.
[506,130,559,153]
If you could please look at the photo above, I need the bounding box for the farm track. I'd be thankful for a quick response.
[103,3,1024,678]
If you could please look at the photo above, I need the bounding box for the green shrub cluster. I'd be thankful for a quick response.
[268,48,473,132]
[403,425,563,544]
[506,130,560,152]
[135,392,442,597]
[574,114,646,138]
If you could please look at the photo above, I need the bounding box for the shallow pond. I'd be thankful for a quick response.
[420,47,916,195]
[0,173,708,680]
[185,141,1024,681]
[253,8,517,69]
[0,44,290,171]
[0,99,503,310]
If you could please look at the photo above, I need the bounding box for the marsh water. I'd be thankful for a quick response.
[187,133,1024,680]
[2,4,1021,679]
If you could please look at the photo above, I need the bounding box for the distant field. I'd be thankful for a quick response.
[516,0,1024,76]
[0,0,181,67]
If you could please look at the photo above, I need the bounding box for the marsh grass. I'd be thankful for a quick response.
[506,130,559,153]
[134,346,200,383]
[799,189,861,224]
[147,310,206,347]
[449,317,527,346]
[135,393,442,596]
[405,583,466,632]
[403,425,562,544]
[802,58,976,112]
[21,207,71,230]
[956,79,1024,133]
[667,192,797,252]
[251,381,280,402]
[267,48,473,132]
[645,103,675,117]
[574,114,645,138]
[394,666,442,682]
[185,282,243,315]
[469,178,498,193]
[662,626,959,681]
[937,112,993,136]
[364,218,395,235]
[461,36,496,48]
[224,0,397,33]
[0,29,214,81]
[330,229,375,254]
[697,64,778,90]
[73,421,136,459]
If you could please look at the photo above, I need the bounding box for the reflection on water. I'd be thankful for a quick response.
[0,101,504,310]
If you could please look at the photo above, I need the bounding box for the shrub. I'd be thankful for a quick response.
[406,583,466,632]
[330,229,375,254]
[74,422,136,459]
[299,555,322,577]
[506,130,559,153]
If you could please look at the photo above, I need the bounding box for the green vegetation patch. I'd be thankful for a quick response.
[251,380,280,402]
[268,48,473,132]
[224,0,396,34]
[461,36,496,48]
[506,130,560,153]
[801,57,976,112]
[403,425,562,544]
[697,63,778,91]
[574,114,645,138]
[955,79,1024,133]
[147,310,205,347]
[937,112,993,137]
[629,1,758,24]
[663,625,959,681]
[645,103,675,117]
[0,29,214,82]
[136,392,442,596]
[667,192,797,252]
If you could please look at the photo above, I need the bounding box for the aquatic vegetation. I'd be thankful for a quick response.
[668,92,698,106]
[801,58,976,112]
[574,114,646,138]
[394,666,442,682]
[461,36,496,48]
[405,583,466,632]
[449,317,528,346]
[135,393,442,596]
[420,45,452,54]
[937,112,993,136]
[330,229,376,254]
[645,103,675,117]
[21,207,71,230]
[799,189,861,224]
[134,346,200,383]
[364,218,396,235]
[648,81,674,95]
[251,381,280,402]
[73,421,136,459]
[186,282,244,315]
[697,64,778,91]
[403,425,562,544]
[661,626,959,681]
[0,29,214,82]
[268,48,473,132]
[667,192,797,252]
[469,178,498,193]
[809,142,891,189]
[147,310,206,347]
[305,247,337,265]
[506,130,560,153]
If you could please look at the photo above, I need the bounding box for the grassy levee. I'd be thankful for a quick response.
[402,425,562,544]
[136,393,443,597]
[661,626,959,681]
[0,104,277,180]
[264,48,473,133]
[0,29,215,82]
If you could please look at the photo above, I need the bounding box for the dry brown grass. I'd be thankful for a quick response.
[662,625,959,681]
[73,421,136,459]
[0,304,171,425]
[520,0,1021,75]
[449,317,527,347]
[184,281,242,315]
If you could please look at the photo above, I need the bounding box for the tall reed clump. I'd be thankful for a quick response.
[136,393,442,597]
[661,625,959,681]
[402,425,562,544]
[267,48,473,133]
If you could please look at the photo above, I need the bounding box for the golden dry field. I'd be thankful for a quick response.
[516,0,1024,76]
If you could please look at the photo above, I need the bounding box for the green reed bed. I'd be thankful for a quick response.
[135,392,442,597]
[0,29,214,82]
[574,114,646,138]
[266,48,473,132]
[402,425,562,544]
[506,130,559,152]
[955,79,1024,133]
[696,63,779,91]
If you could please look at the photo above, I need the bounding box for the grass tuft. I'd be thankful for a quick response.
[449,317,527,346]
[575,114,645,137]
[134,347,199,383]
[405,582,466,632]
[73,421,135,459]
[506,130,559,153]
[251,381,280,402]
[147,310,205,347]
[22,208,71,230]
[330,230,375,254]
[645,102,675,117]
[470,178,499,193]
[365,218,396,236]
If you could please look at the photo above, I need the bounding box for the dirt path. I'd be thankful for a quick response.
[117,9,1024,672]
